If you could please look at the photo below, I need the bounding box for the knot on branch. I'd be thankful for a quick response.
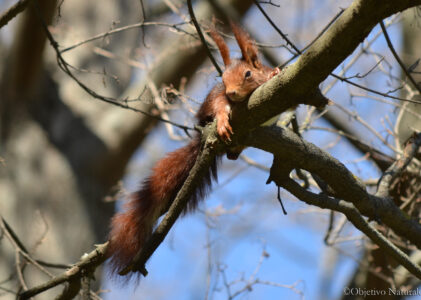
[299,88,331,108]
[266,155,294,186]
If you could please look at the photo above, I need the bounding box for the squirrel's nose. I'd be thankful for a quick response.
[226,90,237,99]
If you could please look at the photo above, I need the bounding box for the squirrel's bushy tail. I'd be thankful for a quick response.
[107,136,218,275]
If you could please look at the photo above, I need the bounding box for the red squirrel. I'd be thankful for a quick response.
[107,23,280,276]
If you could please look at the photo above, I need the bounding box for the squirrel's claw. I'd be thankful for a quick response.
[268,67,281,79]
[217,117,233,142]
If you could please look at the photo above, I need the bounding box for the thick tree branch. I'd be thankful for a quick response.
[245,125,421,249]
[230,0,421,131]
[280,179,421,280]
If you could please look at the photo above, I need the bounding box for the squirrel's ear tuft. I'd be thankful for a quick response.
[230,22,262,69]
[209,24,231,67]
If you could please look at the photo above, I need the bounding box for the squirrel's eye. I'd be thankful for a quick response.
[245,70,251,78]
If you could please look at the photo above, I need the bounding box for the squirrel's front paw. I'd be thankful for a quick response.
[268,67,281,79]
[217,117,233,142]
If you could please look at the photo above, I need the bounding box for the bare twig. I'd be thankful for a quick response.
[32,4,194,133]
[330,72,421,104]
[18,243,108,300]
[187,0,223,75]
[258,0,280,8]
[376,133,421,198]
[309,126,394,171]
[282,8,345,66]
[281,178,421,280]
[218,247,303,299]
[0,0,33,29]
[258,4,420,105]
[324,211,335,244]
[0,217,65,277]
[60,21,191,53]
[380,20,421,94]
[139,0,147,48]
[253,0,301,54]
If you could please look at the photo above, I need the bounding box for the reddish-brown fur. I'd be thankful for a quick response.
[108,136,218,274]
[209,26,231,67]
[107,22,280,278]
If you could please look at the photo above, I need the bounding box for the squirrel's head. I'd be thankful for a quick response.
[209,22,268,102]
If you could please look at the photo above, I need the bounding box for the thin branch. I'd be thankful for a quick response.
[258,0,280,8]
[281,8,345,67]
[376,133,421,198]
[0,217,29,253]
[0,217,57,280]
[281,178,421,280]
[257,1,421,105]
[0,0,33,29]
[60,21,191,53]
[258,13,397,171]
[253,0,301,54]
[18,243,108,300]
[342,57,385,80]
[303,8,345,53]
[56,277,81,300]
[380,20,421,94]
[309,125,394,171]
[331,101,399,154]
[324,211,335,244]
[187,0,223,75]
[31,3,194,133]
[234,0,421,133]
[331,72,421,105]
[139,0,147,48]
[81,270,92,300]
[0,217,70,269]
[239,154,270,171]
